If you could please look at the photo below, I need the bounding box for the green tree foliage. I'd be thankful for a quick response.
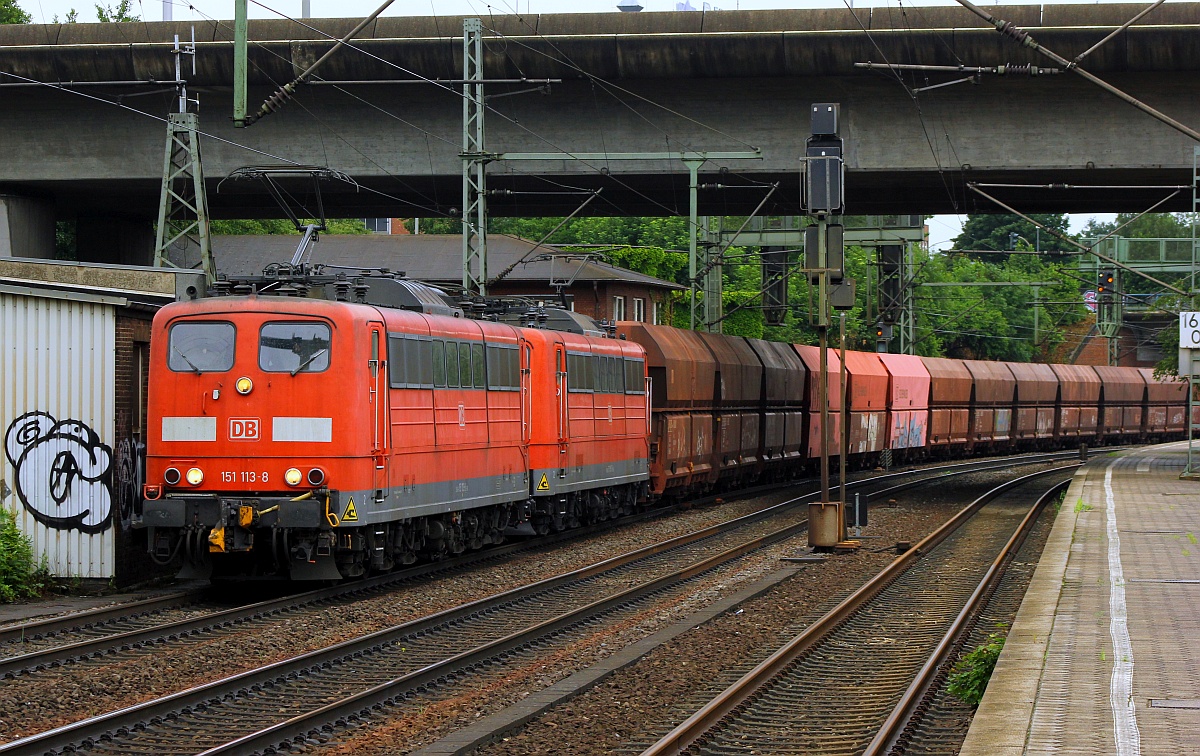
[412,214,1093,358]
[94,0,137,21]
[1079,213,1197,375]
[1082,212,1192,239]
[211,218,371,235]
[1,0,31,23]
[954,213,1075,256]
[914,250,1085,361]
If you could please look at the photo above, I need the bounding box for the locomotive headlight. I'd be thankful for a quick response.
[307,468,326,486]
[185,467,204,486]
[284,467,303,486]
[164,467,182,485]
[235,376,253,395]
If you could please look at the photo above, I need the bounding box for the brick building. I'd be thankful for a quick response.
[213,234,684,325]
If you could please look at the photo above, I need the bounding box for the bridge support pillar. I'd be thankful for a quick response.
[77,217,155,267]
[0,194,55,259]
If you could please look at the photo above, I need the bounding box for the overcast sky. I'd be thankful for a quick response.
[15,0,1129,241]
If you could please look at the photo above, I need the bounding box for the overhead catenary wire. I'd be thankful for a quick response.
[243,0,400,125]
[967,183,1189,300]
[949,0,1200,143]
[245,2,722,224]
[843,0,961,214]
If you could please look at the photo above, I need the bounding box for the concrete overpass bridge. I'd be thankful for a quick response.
[1,3,1199,260]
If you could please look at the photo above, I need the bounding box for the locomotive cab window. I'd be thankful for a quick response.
[168,321,236,374]
[259,322,331,374]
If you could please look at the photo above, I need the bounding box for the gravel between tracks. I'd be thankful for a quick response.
[0,466,1057,750]
[314,467,1051,756]
[0,484,819,743]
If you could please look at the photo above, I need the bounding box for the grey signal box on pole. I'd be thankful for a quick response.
[805,223,845,283]
[811,103,840,135]
[803,103,845,216]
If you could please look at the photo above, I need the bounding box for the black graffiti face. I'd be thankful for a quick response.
[3,412,113,534]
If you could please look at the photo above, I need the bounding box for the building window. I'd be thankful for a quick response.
[652,301,661,325]
[612,295,626,321]
[363,218,391,234]
[633,297,645,322]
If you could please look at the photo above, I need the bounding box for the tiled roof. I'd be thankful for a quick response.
[213,234,685,290]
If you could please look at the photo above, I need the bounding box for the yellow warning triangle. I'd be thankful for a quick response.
[536,473,550,491]
[341,497,359,522]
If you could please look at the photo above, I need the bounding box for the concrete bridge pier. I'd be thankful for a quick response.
[0,194,55,259]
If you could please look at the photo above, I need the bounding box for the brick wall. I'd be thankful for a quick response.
[112,309,173,586]
[489,281,673,324]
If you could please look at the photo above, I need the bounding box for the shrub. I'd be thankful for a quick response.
[946,630,1006,706]
[0,506,45,603]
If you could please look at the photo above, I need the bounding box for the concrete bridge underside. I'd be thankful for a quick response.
[1,3,1198,225]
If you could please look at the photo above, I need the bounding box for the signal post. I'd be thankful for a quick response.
[803,104,854,548]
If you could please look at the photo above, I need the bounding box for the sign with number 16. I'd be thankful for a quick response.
[1182,312,1200,349]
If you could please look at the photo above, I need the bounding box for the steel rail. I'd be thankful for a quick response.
[197,511,813,755]
[0,454,1080,754]
[0,450,1082,679]
[1,493,816,755]
[0,497,715,678]
[863,476,1073,755]
[0,590,201,646]
[639,465,1078,756]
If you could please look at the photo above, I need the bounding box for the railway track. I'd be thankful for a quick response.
[640,468,1072,756]
[0,454,1081,755]
[0,450,1085,680]
[867,479,1069,756]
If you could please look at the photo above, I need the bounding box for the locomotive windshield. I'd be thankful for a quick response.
[259,322,332,374]
[168,322,236,374]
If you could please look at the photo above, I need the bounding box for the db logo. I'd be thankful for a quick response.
[229,418,260,441]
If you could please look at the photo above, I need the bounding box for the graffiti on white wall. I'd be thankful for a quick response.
[3,412,113,534]
[114,437,145,529]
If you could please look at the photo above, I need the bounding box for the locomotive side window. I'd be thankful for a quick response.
[567,352,594,393]
[415,339,434,386]
[459,343,473,389]
[388,335,435,389]
[259,322,331,374]
[432,340,447,387]
[445,342,460,388]
[486,345,519,391]
[388,336,407,387]
[168,322,236,373]
[625,358,645,394]
[594,356,608,393]
[603,356,624,394]
[471,344,486,388]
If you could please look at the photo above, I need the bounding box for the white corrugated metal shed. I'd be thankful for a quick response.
[1,285,117,578]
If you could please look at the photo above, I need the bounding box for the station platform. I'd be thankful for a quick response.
[961,441,1200,755]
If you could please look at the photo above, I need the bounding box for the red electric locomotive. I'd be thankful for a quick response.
[139,274,649,580]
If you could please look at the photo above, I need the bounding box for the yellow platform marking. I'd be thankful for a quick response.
[537,473,550,491]
[341,497,359,522]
